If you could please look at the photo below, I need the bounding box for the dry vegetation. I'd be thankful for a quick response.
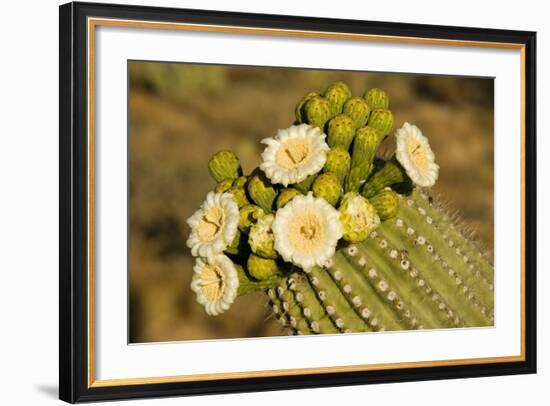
[128,62,494,342]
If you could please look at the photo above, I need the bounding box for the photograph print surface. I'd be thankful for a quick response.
[128,61,494,343]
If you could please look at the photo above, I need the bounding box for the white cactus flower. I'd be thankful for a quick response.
[260,124,329,186]
[272,192,342,271]
[186,192,239,257]
[190,254,239,316]
[395,122,439,187]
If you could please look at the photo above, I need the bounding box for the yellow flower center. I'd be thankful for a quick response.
[200,264,226,300]
[352,211,369,232]
[275,139,312,169]
[197,206,225,242]
[289,212,325,252]
[345,198,375,232]
[408,141,429,171]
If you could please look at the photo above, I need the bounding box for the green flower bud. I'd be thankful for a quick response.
[214,178,233,193]
[339,192,380,243]
[276,188,302,209]
[324,146,351,185]
[368,109,394,137]
[364,88,389,110]
[312,172,342,206]
[228,185,250,208]
[327,114,355,150]
[304,96,331,129]
[361,159,407,198]
[295,92,319,124]
[238,204,265,233]
[345,126,383,191]
[247,254,279,280]
[208,150,242,182]
[247,170,278,212]
[294,173,316,194]
[323,82,352,116]
[370,190,400,220]
[344,163,369,193]
[224,229,247,255]
[248,214,277,259]
[351,126,382,169]
[343,97,371,129]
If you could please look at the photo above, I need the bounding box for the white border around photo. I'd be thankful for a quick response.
[93,23,521,381]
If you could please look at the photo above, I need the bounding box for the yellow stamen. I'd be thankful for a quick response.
[200,264,225,300]
[275,139,312,169]
[408,141,429,171]
[197,207,225,242]
[289,212,325,252]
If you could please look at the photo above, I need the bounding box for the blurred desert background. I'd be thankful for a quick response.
[128,61,494,343]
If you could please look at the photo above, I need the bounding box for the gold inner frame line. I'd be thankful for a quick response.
[87,17,527,388]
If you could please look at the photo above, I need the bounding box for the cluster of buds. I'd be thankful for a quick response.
[186,82,439,316]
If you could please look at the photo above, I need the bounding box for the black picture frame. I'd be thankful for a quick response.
[59,1,537,403]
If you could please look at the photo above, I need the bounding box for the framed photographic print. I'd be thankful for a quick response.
[59,1,537,403]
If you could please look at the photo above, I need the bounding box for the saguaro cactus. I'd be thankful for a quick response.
[185,82,493,333]
[268,190,494,334]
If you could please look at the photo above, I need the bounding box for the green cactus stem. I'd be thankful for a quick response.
[343,97,371,129]
[262,189,493,335]
[324,82,352,116]
[266,287,289,330]
[303,95,331,129]
[208,150,242,182]
[367,109,394,137]
[327,114,356,150]
[247,170,278,212]
[339,248,426,330]
[370,190,399,220]
[276,275,313,335]
[290,271,340,334]
[416,194,494,286]
[324,146,351,186]
[312,172,342,206]
[305,266,372,332]
[396,192,494,316]
[364,88,389,110]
